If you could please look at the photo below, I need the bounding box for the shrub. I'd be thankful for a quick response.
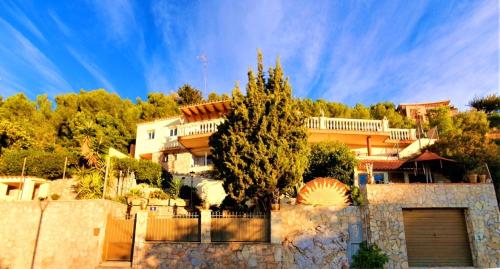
[351,242,389,269]
[50,193,61,200]
[75,171,103,199]
[180,185,201,207]
[127,187,144,198]
[350,186,363,205]
[112,157,171,187]
[304,142,358,184]
[149,189,169,200]
[167,177,184,199]
[0,149,77,179]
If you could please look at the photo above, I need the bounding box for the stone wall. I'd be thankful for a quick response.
[133,205,362,269]
[0,200,125,269]
[364,183,500,269]
[273,204,361,269]
[137,243,281,269]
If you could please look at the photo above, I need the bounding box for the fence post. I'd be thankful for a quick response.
[200,209,211,243]
[132,210,148,267]
[270,210,282,244]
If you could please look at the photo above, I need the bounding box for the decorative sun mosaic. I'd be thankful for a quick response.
[296,178,350,206]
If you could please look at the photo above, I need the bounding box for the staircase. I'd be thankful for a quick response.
[398,138,437,159]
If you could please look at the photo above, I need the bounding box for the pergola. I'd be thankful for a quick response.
[180,100,231,122]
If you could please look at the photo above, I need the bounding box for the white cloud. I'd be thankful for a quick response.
[89,0,137,43]
[66,47,117,93]
[0,18,72,95]
[48,10,72,37]
[1,1,47,43]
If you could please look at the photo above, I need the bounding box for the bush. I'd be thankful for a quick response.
[75,171,103,199]
[351,242,389,269]
[167,177,184,199]
[350,186,363,205]
[0,149,77,179]
[180,185,201,207]
[304,142,357,184]
[112,157,172,187]
[50,193,61,200]
[149,189,169,200]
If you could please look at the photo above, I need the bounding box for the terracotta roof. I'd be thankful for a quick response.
[358,160,404,171]
[407,150,455,162]
[397,100,450,110]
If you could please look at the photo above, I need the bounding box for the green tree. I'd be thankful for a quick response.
[428,107,454,136]
[469,94,500,114]
[210,52,309,209]
[304,142,358,184]
[351,103,371,119]
[137,92,179,120]
[177,84,203,105]
[370,102,414,128]
[207,92,230,102]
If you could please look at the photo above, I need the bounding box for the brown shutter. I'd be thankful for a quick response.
[403,209,473,267]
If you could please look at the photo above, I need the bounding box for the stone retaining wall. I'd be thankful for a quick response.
[137,243,281,269]
[364,183,500,269]
[133,205,362,269]
[0,200,125,269]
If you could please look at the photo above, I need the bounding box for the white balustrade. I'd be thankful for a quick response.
[389,129,414,140]
[178,119,224,136]
[176,117,416,141]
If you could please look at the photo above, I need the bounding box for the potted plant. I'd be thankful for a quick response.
[271,190,280,211]
[467,173,478,183]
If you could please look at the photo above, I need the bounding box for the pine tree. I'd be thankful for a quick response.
[209,52,309,210]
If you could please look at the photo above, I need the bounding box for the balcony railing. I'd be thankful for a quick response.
[306,117,386,132]
[177,117,416,141]
[389,128,416,141]
[178,118,224,136]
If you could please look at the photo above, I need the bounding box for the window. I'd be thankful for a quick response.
[169,128,178,137]
[147,130,155,140]
[358,173,385,185]
[162,154,168,163]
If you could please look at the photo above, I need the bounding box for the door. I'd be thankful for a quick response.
[402,209,473,267]
[102,215,135,261]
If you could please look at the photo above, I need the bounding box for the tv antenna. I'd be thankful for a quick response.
[197,54,208,97]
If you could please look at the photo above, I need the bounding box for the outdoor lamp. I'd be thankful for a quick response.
[189,171,195,208]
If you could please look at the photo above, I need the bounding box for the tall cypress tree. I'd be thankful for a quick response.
[209,52,309,210]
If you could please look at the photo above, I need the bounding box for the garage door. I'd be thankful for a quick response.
[402,209,473,267]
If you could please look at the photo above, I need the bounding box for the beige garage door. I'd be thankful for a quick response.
[402,209,473,267]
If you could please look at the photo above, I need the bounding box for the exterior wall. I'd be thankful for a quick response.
[364,183,500,269]
[135,117,181,159]
[0,200,126,269]
[136,243,281,269]
[133,205,362,269]
[272,204,361,269]
[175,152,193,174]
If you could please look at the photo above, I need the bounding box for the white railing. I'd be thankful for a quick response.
[178,119,224,136]
[389,129,416,140]
[162,139,180,149]
[177,117,416,141]
[306,117,387,132]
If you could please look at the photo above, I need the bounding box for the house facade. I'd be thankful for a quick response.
[397,100,458,122]
[134,100,435,184]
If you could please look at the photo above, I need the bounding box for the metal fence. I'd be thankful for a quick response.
[211,212,270,242]
[146,212,200,242]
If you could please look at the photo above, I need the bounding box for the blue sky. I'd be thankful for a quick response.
[0,0,498,108]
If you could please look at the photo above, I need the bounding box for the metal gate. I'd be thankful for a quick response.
[102,214,135,261]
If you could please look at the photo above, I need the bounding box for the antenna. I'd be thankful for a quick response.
[197,54,208,97]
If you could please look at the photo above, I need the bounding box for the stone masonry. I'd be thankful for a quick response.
[364,183,500,269]
[0,200,125,269]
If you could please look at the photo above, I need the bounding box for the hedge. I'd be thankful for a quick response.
[112,157,171,187]
[0,149,77,179]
